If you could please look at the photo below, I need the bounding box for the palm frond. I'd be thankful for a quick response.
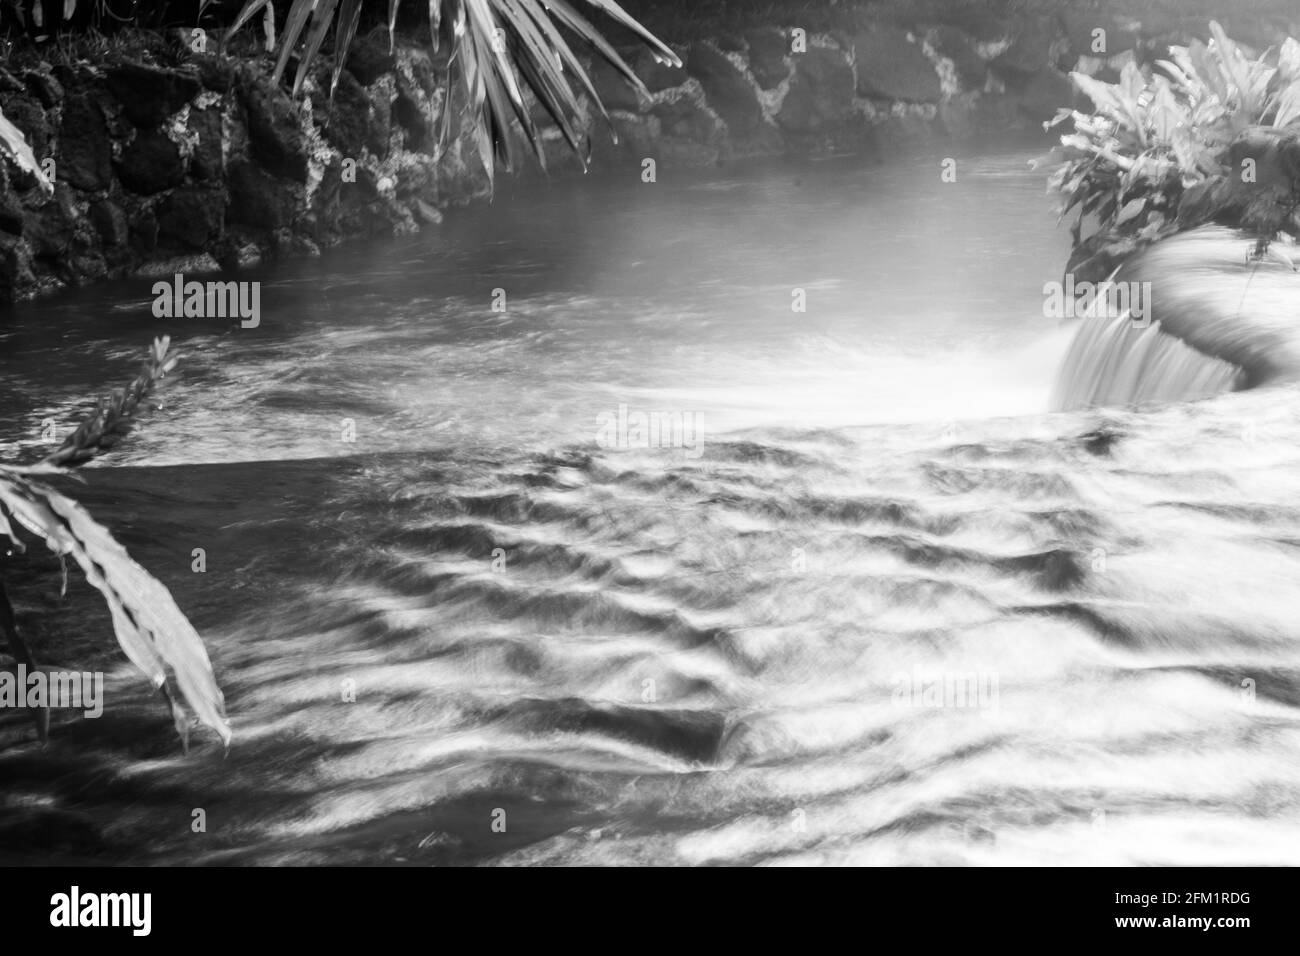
[227,0,682,182]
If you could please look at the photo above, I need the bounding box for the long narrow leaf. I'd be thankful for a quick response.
[294,0,341,95]
[272,0,318,87]
[330,0,364,96]
[0,473,231,745]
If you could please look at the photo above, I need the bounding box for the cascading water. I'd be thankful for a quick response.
[1052,226,1300,411]
[1051,311,1243,411]
[5,157,1300,867]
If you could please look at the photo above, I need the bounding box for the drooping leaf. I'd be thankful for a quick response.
[226,0,272,45]
[0,337,231,747]
[429,0,443,53]
[0,473,231,746]
[272,0,318,88]
[294,0,341,95]
[330,0,364,97]
[0,106,53,196]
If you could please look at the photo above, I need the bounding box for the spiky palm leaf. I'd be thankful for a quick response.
[0,338,231,748]
[226,0,681,186]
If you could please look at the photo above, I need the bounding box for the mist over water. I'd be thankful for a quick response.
[2,150,1299,866]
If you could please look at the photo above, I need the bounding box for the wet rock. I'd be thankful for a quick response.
[310,156,343,240]
[193,53,238,94]
[631,47,686,93]
[392,73,430,145]
[651,91,724,144]
[134,253,221,279]
[57,93,112,191]
[1003,67,1073,124]
[854,28,941,102]
[317,69,371,159]
[189,107,224,181]
[589,57,643,113]
[227,160,298,231]
[239,68,310,183]
[0,190,23,234]
[367,81,393,157]
[116,130,185,195]
[776,45,853,133]
[939,8,1014,44]
[930,25,987,90]
[393,158,437,199]
[745,29,790,90]
[0,232,35,300]
[687,42,765,138]
[291,234,321,257]
[938,95,979,139]
[68,253,108,284]
[234,242,262,269]
[24,70,63,108]
[991,15,1067,79]
[106,62,201,127]
[322,70,392,158]
[405,48,438,97]
[88,198,128,247]
[345,34,396,86]
[158,186,225,249]
[23,186,78,259]
[130,207,159,254]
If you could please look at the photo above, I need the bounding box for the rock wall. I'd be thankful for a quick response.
[0,0,1295,302]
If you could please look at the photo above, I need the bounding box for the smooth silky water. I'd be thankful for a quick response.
[2,149,1299,865]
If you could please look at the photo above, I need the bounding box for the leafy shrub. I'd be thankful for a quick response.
[1035,22,1300,282]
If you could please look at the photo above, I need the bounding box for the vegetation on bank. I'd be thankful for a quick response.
[1036,21,1300,281]
[0,0,681,190]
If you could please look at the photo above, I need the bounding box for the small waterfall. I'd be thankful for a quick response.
[1051,310,1243,411]
[1049,226,1300,412]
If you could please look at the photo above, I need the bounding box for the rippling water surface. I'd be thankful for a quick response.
[2,150,1299,865]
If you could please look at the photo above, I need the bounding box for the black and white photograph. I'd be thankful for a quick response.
[0,0,1296,900]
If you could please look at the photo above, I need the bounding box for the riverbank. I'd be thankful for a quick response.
[0,0,1295,302]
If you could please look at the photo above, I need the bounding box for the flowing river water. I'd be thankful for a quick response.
[1,148,1299,865]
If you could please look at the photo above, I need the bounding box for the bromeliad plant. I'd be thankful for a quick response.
[223,0,682,186]
[1034,22,1300,282]
[0,337,231,749]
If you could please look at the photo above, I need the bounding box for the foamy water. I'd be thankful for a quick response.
[1,150,1298,865]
